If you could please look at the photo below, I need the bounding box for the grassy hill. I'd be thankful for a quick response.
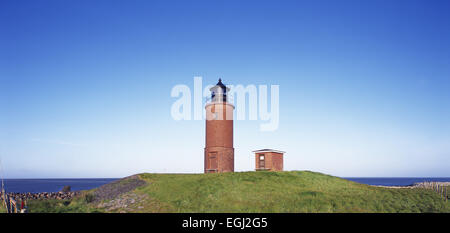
[27,171,450,213]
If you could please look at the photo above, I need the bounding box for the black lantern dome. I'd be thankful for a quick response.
[210,78,229,102]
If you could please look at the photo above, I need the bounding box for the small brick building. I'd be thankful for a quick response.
[253,149,285,171]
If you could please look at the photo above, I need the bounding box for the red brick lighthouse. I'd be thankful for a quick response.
[204,79,235,173]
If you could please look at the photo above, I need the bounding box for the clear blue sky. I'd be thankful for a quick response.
[1,0,449,178]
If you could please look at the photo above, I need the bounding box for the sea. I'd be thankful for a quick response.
[2,177,450,193]
[2,179,118,193]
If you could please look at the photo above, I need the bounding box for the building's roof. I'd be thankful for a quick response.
[216,78,226,89]
[210,78,229,91]
[252,149,286,154]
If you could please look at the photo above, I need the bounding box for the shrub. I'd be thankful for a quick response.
[84,193,95,203]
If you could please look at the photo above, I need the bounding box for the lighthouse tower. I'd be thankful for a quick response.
[204,79,235,173]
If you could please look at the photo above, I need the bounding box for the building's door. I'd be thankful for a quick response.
[259,154,265,169]
[208,152,218,173]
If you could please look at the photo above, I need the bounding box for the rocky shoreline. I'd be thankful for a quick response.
[1,191,80,201]
[374,181,450,189]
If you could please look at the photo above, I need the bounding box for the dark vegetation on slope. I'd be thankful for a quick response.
[90,175,146,202]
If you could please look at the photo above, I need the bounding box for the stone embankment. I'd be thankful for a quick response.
[0,191,80,201]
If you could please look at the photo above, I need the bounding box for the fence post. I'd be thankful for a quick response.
[446,187,448,202]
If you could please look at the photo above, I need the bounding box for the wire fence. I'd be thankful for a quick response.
[414,182,449,201]
[1,192,27,213]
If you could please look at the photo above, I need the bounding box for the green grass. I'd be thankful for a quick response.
[27,171,450,213]
[0,203,6,213]
[26,192,104,213]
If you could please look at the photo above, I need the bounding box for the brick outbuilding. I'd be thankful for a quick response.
[253,149,285,171]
